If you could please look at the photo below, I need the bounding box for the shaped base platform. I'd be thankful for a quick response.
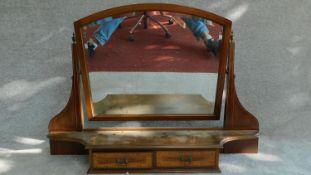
[48,129,258,174]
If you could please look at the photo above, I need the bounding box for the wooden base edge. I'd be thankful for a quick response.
[87,168,221,174]
[49,140,87,155]
[222,137,258,153]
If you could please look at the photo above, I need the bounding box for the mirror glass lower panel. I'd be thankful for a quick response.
[80,11,224,117]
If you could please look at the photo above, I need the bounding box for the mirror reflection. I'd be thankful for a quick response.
[81,11,223,116]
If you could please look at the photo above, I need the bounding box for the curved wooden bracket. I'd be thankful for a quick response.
[48,42,83,132]
[224,34,259,130]
[223,33,259,153]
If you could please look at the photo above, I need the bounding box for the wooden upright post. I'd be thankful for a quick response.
[223,33,259,153]
[48,36,85,154]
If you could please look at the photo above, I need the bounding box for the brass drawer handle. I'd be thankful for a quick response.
[116,158,129,165]
[179,156,192,163]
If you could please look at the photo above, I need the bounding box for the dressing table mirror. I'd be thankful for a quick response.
[80,11,225,120]
[48,3,259,174]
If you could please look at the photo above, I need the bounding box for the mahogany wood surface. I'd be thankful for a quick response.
[88,168,220,174]
[48,43,84,132]
[87,149,222,173]
[90,114,219,121]
[223,137,258,153]
[92,152,153,169]
[50,140,87,155]
[156,150,218,168]
[48,130,258,150]
[224,35,259,130]
[222,34,259,153]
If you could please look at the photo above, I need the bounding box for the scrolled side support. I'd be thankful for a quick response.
[223,33,259,153]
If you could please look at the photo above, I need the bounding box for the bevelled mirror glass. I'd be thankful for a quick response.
[75,8,230,120]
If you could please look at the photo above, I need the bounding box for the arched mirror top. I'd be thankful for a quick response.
[74,3,232,28]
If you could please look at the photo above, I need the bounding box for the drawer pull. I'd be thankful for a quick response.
[179,156,192,163]
[116,158,128,165]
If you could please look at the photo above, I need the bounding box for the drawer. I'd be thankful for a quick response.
[92,152,152,169]
[156,150,218,168]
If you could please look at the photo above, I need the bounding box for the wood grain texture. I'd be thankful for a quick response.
[92,152,152,169]
[224,34,259,130]
[88,168,220,174]
[222,137,258,153]
[48,130,258,150]
[156,150,217,168]
[48,43,84,132]
[49,140,87,155]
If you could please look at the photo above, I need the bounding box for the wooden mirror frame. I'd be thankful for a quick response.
[74,3,232,121]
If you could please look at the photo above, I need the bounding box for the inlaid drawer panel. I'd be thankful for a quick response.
[156,150,218,168]
[92,152,152,169]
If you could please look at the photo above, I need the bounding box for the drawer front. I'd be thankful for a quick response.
[92,152,152,169]
[156,150,218,168]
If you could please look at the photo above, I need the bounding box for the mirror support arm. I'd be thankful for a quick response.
[48,41,84,132]
[222,32,259,153]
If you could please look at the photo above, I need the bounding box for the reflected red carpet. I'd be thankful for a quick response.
[84,13,222,73]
